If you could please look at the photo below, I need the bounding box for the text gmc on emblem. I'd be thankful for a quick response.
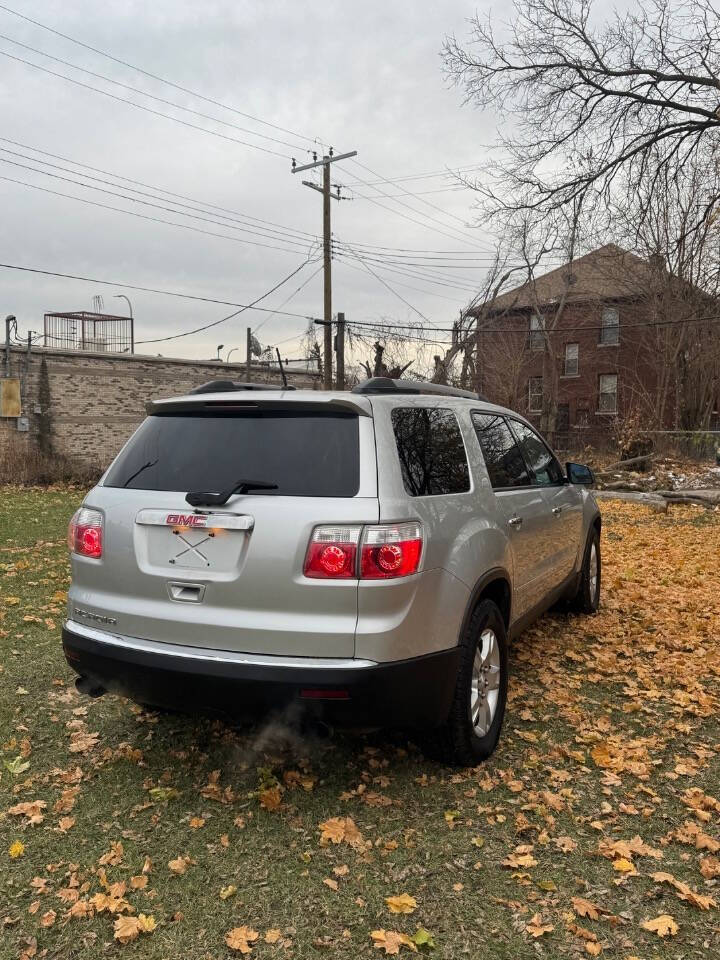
[166,514,207,527]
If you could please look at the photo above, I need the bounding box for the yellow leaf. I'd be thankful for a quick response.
[526,913,553,938]
[220,884,237,900]
[385,893,417,914]
[137,914,156,933]
[318,816,365,851]
[9,840,25,858]
[188,816,205,829]
[612,858,635,873]
[226,926,260,954]
[370,929,418,954]
[641,914,678,937]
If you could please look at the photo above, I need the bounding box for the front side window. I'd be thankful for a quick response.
[564,342,579,376]
[598,374,618,413]
[472,413,531,489]
[528,376,543,413]
[508,420,565,486]
[391,407,470,496]
[529,315,545,351]
[600,307,619,344]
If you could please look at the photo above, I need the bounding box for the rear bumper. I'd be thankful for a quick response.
[62,620,460,729]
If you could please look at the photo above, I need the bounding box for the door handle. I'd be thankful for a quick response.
[552,506,562,515]
[508,516,523,527]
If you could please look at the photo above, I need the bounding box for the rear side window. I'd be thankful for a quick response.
[508,419,565,486]
[472,413,530,489]
[391,407,470,496]
[104,409,360,497]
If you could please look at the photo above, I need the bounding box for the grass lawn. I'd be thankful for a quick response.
[1,487,719,960]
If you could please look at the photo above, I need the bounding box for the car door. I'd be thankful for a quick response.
[507,418,584,583]
[471,413,557,619]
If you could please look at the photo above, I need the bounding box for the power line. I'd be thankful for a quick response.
[348,250,435,327]
[342,163,487,187]
[0,49,292,160]
[0,154,319,251]
[135,258,319,345]
[337,256,469,303]
[0,2,322,149]
[252,263,324,336]
[350,157,477,230]
[0,174,318,257]
[0,32,310,154]
[0,261,324,322]
[0,137,321,244]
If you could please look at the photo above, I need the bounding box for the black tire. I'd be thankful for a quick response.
[570,527,601,614]
[425,599,508,766]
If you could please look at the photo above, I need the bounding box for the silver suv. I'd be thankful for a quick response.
[63,377,600,764]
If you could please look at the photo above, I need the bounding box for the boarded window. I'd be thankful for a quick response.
[528,376,543,413]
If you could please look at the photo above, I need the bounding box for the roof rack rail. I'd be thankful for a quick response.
[189,380,295,395]
[351,377,487,401]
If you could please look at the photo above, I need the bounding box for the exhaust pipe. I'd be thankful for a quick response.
[75,675,107,699]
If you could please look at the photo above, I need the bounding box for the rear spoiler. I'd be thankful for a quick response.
[145,393,373,417]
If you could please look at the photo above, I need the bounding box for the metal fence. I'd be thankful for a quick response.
[43,312,133,353]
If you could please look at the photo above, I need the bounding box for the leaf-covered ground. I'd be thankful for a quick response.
[1,487,719,960]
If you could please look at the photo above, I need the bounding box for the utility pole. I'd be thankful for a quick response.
[246,327,252,382]
[292,148,357,390]
[335,312,345,390]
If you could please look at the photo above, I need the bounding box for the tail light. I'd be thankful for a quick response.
[361,522,423,579]
[304,525,361,578]
[304,523,423,579]
[68,507,103,559]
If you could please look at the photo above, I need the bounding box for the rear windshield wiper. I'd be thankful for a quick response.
[185,479,278,507]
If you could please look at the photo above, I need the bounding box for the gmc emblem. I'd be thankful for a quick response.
[166,514,207,527]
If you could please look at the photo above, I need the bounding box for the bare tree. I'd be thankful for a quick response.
[443,0,720,233]
[608,153,720,430]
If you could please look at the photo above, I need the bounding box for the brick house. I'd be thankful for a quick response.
[468,244,720,446]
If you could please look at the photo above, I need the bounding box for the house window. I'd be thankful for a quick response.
[528,376,543,413]
[529,315,545,350]
[564,342,579,376]
[598,374,618,413]
[600,307,619,344]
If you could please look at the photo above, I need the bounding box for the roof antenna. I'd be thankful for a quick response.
[276,348,288,389]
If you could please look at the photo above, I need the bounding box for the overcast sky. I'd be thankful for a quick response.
[0,0,504,366]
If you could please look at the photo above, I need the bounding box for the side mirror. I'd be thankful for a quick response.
[566,462,595,485]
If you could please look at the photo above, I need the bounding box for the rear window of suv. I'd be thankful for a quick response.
[391,407,470,496]
[104,409,360,497]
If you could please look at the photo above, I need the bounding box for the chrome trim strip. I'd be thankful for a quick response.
[64,620,376,671]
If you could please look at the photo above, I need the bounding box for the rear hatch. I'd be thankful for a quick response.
[71,394,378,658]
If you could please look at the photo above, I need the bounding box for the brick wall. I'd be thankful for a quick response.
[477,298,665,446]
[0,346,320,471]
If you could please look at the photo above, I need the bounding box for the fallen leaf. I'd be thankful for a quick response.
[526,913,553,938]
[386,893,417,914]
[226,926,260,954]
[9,841,25,859]
[641,914,678,938]
[220,884,237,900]
[371,929,418,954]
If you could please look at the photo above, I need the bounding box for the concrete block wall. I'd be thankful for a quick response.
[0,346,320,471]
